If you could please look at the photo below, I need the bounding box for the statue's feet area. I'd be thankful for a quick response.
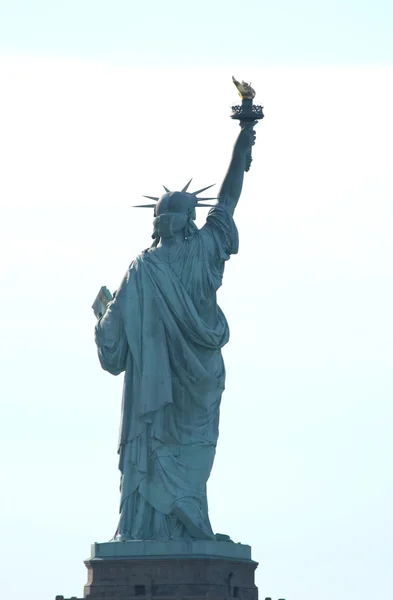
[172,504,215,541]
[215,532,233,542]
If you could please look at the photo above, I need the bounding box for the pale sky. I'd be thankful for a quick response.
[0,2,392,600]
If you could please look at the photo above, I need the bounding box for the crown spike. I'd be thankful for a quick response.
[192,183,215,196]
[182,178,193,192]
[139,182,215,211]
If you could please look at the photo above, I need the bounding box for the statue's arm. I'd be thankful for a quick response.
[95,300,128,375]
[217,124,256,216]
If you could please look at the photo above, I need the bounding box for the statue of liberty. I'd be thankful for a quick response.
[94,96,259,541]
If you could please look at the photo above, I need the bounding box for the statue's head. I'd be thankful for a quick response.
[153,192,197,242]
[134,180,217,247]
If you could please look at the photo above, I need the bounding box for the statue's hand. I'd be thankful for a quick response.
[236,122,257,154]
[234,122,257,172]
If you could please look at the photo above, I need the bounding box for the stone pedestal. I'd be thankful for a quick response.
[56,541,259,600]
[84,556,257,600]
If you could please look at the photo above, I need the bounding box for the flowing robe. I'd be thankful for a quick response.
[95,204,238,540]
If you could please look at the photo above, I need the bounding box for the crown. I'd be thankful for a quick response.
[133,179,216,208]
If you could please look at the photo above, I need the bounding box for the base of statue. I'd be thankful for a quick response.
[55,540,259,600]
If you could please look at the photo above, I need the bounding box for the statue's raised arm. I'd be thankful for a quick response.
[217,76,263,216]
[217,123,256,216]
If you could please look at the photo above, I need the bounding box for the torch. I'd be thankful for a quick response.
[231,76,264,172]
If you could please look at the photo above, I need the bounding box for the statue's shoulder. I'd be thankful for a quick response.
[131,247,171,271]
[131,249,154,266]
[201,204,236,235]
[122,254,149,282]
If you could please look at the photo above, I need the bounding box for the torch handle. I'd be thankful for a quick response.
[245,147,253,172]
[240,120,256,172]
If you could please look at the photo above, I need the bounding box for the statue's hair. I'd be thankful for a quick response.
[151,213,198,247]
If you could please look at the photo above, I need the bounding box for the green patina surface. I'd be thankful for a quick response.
[94,82,261,543]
